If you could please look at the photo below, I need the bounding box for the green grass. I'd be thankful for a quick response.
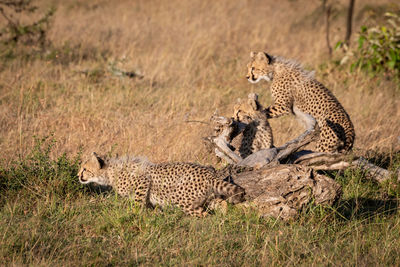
[0,137,399,266]
[1,1,399,265]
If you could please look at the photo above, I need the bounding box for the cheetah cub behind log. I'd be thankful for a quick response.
[231,93,274,158]
[78,153,245,217]
[246,51,355,153]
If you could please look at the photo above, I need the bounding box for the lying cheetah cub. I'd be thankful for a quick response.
[247,51,355,153]
[78,153,245,216]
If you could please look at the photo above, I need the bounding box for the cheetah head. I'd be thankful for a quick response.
[246,51,274,83]
[233,93,265,123]
[77,152,109,185]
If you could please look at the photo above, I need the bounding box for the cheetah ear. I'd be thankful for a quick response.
[256,51,267,61]
[89,152,103,170]
[248,93,258,101]
[250,51,257,58]
[247,98,258,111]
[256,52,272,64]
[247,93,259,110]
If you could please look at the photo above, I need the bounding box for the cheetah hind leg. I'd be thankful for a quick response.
[183,205,208,217]
[214,180,245,204]
[316,120,346,153]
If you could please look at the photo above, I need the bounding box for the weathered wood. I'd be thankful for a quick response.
[295,153,399,183]
[208,112,318,168]
[273,114,319,163]
[207,113,399,183]
[223,164,342,220]
[205,112,342,219]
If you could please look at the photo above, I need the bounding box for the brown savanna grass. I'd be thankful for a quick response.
[1,0,399,165]
[1,0,400,265]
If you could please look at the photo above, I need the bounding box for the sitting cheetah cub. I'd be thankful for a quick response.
[247,51,355,153]
[78,153,245,217]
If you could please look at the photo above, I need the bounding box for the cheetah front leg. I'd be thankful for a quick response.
[265,94,293,119]
[130,175,152,208]
[134,185,150,205]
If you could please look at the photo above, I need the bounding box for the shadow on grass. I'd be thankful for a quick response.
[85,183,113,195]
[336,197,399,220]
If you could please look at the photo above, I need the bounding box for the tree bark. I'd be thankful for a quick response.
[345,0,355,46]
[322,0,333,56]
[220,164,342,220]
[207,113,398,184]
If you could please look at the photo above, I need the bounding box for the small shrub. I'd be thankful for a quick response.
[0,0,55,62]
[0,135,83,203]
[338,12,400,79]
[0,0,55,47]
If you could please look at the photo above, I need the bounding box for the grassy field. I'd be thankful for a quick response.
[1,0,400,265]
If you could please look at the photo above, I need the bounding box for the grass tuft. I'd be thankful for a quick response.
[0,135,83,206]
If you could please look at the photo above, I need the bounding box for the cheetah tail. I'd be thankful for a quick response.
[213,180,245,204]
[343,123,355,152]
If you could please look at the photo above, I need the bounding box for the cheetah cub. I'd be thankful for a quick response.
[78,153,245,217]
[231,93,274,158]
[247,51,355,153]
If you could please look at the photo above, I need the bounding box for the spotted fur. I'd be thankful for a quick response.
[246,51,355,153]
[230,93,274,158]
[78,153,245,217]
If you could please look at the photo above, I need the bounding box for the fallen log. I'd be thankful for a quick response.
[207,117,341,219]
[294,152,399,183]
[218,164,342,220]
[207,110,320,168]
[206,105,398,183]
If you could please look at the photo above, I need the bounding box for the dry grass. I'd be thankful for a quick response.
[1,1,400,265]
[1,0,399,165]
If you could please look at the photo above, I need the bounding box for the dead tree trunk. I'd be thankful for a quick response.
[206,114,341,219]
[345,0,355,46]
[207,113,398,184]
[221,164,342,220]
[322,0,333,56]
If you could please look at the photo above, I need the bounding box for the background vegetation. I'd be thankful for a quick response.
[0,0,399,265]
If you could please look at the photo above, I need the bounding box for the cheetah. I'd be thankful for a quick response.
[231,93,274,158]
[246,51,355,153]
[78,152,245,217]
